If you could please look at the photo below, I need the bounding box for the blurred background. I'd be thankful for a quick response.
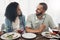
[0,0,60,30]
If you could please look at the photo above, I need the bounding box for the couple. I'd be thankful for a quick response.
[0,2,56,35]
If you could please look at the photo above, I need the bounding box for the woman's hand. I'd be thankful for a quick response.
[0,31,3,36]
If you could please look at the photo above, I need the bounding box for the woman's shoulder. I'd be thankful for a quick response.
[19,15,25,18]
[22,15,25,18]
[5,18,12,23]
[5,18,10,21]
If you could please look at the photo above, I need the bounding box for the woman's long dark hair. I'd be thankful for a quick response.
[5,2,19,22]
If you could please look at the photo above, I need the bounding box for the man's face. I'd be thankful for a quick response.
[36,5,44,16]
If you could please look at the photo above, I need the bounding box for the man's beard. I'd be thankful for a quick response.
[36,12,42,16]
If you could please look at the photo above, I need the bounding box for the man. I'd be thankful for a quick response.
[26,3,56,34]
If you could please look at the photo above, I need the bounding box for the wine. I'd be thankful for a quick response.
[53,31,58,34]
[53,29,59,34]
[58,31,60,35]
[17,30,23,34]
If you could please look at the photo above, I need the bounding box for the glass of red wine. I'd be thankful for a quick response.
[17,27,24,34]
[52,29,59,34]
[17,30,24,34]
[58,31,60,35]
[58,23,60,35]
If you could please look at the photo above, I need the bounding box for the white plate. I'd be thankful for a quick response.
[22,33,36,39]
[1,32,21,40]
[41,32,60,38]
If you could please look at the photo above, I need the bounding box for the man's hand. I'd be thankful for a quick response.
[38,23,46,33]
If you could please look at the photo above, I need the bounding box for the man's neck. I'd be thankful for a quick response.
[37,13,45,19]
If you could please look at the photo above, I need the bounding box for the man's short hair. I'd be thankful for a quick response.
[39,2,48,11]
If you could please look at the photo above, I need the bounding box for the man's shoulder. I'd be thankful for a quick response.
[28,14,35,17]
[45,14,52,19]
[27,14,35,20]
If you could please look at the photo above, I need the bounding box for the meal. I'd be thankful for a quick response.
[6,34,14,39]
[1,32,21,40]
[46,32,58,37]
[45,32,51,37]
[45,32,49,34]
[41,32,60,38]
[50,32,56,35]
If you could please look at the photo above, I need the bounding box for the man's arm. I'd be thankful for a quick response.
[26,24,46,34]
[48,16,56,29]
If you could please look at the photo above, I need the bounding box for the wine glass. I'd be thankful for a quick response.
[58,23,60,35]
[52,29,59,34]
[17,26,24,34]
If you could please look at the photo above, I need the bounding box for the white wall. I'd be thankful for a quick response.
[0,0,60,30]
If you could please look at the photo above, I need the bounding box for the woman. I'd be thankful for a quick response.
[1,2,25,33]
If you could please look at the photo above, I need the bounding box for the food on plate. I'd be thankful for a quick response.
[45,32,51,37]
[45,32,49,34]
[45,32,59,38]
[42,32,60,38]
[6,34,14,38]
[1,32,21,40]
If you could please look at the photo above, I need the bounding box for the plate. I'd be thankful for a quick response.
[22,33,36,39]
[1,32,21,40]
[41,32,60,38]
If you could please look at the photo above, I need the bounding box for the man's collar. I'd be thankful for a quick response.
[35,13,46,20]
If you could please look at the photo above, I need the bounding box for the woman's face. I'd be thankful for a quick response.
[17,5,22,16]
